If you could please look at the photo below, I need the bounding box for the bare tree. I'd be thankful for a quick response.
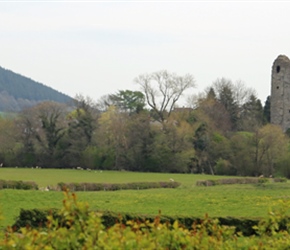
[96,94,114,112]
[233,80,257,107]
[135,70,195,122]
[212,78,257,107]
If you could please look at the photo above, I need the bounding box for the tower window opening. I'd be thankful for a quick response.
[277,86,279,89]
[277,65,281,73]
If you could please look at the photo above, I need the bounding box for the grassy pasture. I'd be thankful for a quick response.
[0,167,223,187]
[1,168,290,230]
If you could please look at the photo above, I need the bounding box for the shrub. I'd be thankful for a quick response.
[273,177,287,183]
[0,179,38,190]
[258,177,269,184]
[12,208,59,230]
[196,177,273,186]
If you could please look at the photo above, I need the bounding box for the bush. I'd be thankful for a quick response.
[12,208,59,230]
[0,179,38,190]
[273,177,287,183]
[258,177,269,184]
[196,177,273,186]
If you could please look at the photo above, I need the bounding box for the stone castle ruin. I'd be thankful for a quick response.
[271,55,290,132]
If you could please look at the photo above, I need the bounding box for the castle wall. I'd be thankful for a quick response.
[271,55,290,132]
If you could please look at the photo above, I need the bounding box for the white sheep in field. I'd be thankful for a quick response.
[40,186,50,191]
[169,178,174,182]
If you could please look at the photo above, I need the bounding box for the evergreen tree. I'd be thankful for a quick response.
[218,84,239,130]
[108,90,146,114]
[263,96,271,124]
[238,95,264,131]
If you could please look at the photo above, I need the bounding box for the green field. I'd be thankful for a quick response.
[1,168,290,229]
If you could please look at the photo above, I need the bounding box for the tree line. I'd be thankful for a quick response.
[0,70,288,177]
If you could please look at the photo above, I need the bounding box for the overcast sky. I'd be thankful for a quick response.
[1,1,290,106]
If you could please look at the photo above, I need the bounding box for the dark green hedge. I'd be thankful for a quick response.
[12,208,263,236]
[0,179,38,190]
[57,181,181,192]
[196,177,287,186]
[12,208,59,230]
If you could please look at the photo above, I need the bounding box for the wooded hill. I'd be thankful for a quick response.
[0,66,73,111]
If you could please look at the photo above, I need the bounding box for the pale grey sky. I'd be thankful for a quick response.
[1,1,290,105]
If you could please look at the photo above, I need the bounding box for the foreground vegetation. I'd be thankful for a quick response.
[2,191,290,249]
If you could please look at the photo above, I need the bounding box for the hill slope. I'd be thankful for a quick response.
[0,66,73,111]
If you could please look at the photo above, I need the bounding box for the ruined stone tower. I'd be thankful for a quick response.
[271,55,290,131]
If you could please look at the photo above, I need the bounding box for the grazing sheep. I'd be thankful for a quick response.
[169,178,174,182]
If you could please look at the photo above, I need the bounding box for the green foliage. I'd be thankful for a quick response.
[273,177,287,183]
[263,95,271,124]
[0,179,38,190]
[239,94,264,131]
[214,78,239,130]
[0,68,288,179]
[215,158,234,176]
[229,131,256,176]
[0,83,288,177]
[12,208,59,230]
[258,177,270,184]
[251,200,290,249]
[108,90,146,113]
[11,207,261,237]
[196,177,271,186]
[0,192,238,249]
[276,152,290,178]
[3,192,290,249]
[81,146,100,169]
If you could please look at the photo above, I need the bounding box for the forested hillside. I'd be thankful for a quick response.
[0,66,73,111]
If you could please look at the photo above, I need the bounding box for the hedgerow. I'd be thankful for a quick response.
[12,208,260,236]
[196,177,287,186]
[57,181,181,192]
[0,179,38,190]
